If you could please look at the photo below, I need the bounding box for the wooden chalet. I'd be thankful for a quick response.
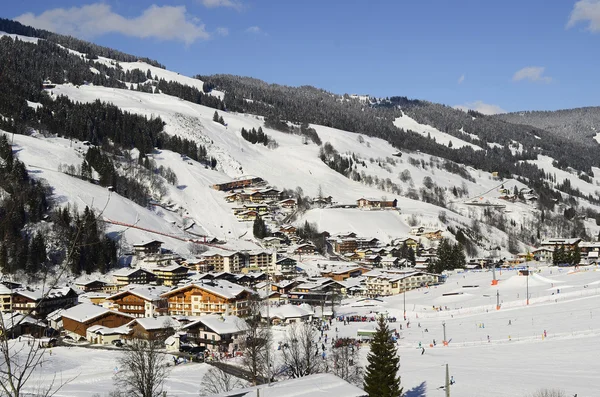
[212,177,265,191]
[182,314,248,353]
[127,316,180,340]
[75,280,108,292]
[112,268,156,286]
[62,303,135,339]
[151,263,189,286]
[161,280,255,317]
[12,287,78,318]
[357,197,397,210]
[106,285,170,318]
[132,240,164,256]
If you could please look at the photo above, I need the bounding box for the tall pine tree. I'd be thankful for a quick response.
[363,315,402,397]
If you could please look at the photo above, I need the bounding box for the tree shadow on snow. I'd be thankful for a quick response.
[404,381,427,397]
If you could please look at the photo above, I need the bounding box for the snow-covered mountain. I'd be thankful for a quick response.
[1,22,599,274]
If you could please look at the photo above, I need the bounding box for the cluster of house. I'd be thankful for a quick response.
[498,186,538,203]
[326,227,443,268]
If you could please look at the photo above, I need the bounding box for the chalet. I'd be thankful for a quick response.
[150,263,189,286]
[279,225,297,235]
[539,238,581,251]
[364,270,441,297]
[356,238,380,249]
[263,236,285,249]
[127,316,180,340]
[182,314,248,353]
[578,241,600,254]
[224,193,239,203]
[278,198,297,210]
[259,188,281,202]
[75,280,108,292]
[261,304,314,325]
[321,266,370,281]
[391,237,419,250]
[243,204,269,214]
[293,243,317,255]
[363,254,382,266]
[106,285,170,318]
[62,303,135,339]
[132,240,164,256]
[161,280,255,317]
[276,257,298,274]
[0,283,13,312]
[236,210,259,221]
[0,312,46,338]
[333,238,358,254]
[112,267,156,286]
[246,250,276,272]
[357,197,397,210]
[312,196,333,207]
[212,176,265,191]
[287,279,344,306]
[200,249,246,273]
[79,292,110,306]
[12,287,78,318]
[246,191,265,203]
[343,252,362,261]
[423,229,444,240]
[380,257,401,268]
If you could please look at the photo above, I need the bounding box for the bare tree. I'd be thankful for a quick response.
[113,334,171,397]
[280,322,323,378]
[527,389,566,397]
[199,367,243,396]
[329,338,363,387]
[0,200,112,396]
[240,296,271,385]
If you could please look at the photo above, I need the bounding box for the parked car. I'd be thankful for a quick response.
[111,339,124,347]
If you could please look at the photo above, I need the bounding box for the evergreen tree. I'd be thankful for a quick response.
[363,315,402,397]
[213,111,219,122]
[252,216,268,239]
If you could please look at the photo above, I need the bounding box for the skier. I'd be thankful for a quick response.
[450,376,455,385]
[421,347,425,355]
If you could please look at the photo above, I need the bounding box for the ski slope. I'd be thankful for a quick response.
[18,265,600,396]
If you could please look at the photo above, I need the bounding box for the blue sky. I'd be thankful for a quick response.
[3,0,600,113]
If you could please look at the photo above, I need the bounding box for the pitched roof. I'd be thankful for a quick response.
[161,280,253,300]
[182,314,247,334]
[212,373,366,397]
[261,304,314,320]
[129,316,180,331]
[15,286,76,301]
[107,284,170,301]
[112,267,153,277]
[62,303,134,323]
[132,240,164,247]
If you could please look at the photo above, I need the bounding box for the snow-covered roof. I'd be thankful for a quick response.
[108,284,170,301]
[87,324,131,335]
[182,314,247,334]
[261,304,314,320]
[1,312,46,329]
[62,303,133,323]
[213,373,366,397]
[15,286,76,301]
[112,267,153,277]
[129,316,180,331]
[132,240,164,247]
[162,280,253,300]
[540,238,581,246]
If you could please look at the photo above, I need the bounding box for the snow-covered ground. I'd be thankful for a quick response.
[394,114,483,151]
[19,265,600,396]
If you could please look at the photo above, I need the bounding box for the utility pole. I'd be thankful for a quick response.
[496,289,500,310]
[445,363,450,397]
[526,265,530,305]
[403,288,406,321]
[442,321,447,344]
